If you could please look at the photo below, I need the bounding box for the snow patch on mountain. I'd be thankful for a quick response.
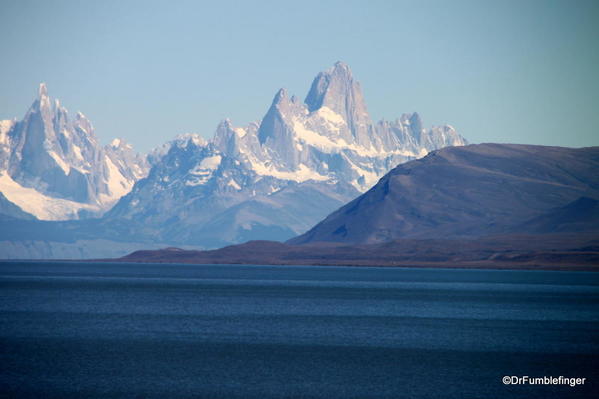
[0,84,149,220]
[0,172,99,220]
[104,157,131,198]
[198,155,222,170]
[104,62,467,247]
[292,119,343,153]
[0,120,15,141]
[2,63,468,252]
[252,161,329,183]
[228,179,241,190]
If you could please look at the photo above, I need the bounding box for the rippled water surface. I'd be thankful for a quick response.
[1,262,598,398]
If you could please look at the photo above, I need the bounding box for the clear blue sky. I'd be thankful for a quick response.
[1,0,597,153]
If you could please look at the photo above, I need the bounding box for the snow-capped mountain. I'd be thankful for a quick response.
[0,84,149,220]
[106,62,467,247]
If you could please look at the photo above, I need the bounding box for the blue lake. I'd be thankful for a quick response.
[1,262,598,398]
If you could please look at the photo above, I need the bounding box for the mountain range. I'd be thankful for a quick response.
[0,62,466,258]
[120,143,599,270]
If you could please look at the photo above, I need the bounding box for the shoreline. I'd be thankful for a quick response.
[2,258,598,272]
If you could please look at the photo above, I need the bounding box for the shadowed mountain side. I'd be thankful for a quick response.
[116,234,599,271]
[515,197,599,234]
[183,183,351,248]
[289,144,599,245]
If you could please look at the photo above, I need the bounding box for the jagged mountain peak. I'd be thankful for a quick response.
[30,85,51,119]
[318,61,354,85]
[215,118,241,136]
[221,118,233,127]
[406,112,424,136]
[0,84,149,220]
[75,111,90,122]
[273,88,289,104]
[303,62,372,147]
[257,87,298,146]
[109,138,132,149]
[38,82,48,98]
[148,133,207,164]
[304,61,361,110]
[203,61,467,192]
[167,133,208,150]
[74,111,94,135]
[214,119,239,153]
[328,61,353,79]
[2,65,467,252]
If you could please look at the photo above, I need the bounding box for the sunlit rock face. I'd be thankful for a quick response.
[106,62,466,247]
[0,84,148,220]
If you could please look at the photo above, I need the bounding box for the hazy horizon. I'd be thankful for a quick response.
[1,0,598,153]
